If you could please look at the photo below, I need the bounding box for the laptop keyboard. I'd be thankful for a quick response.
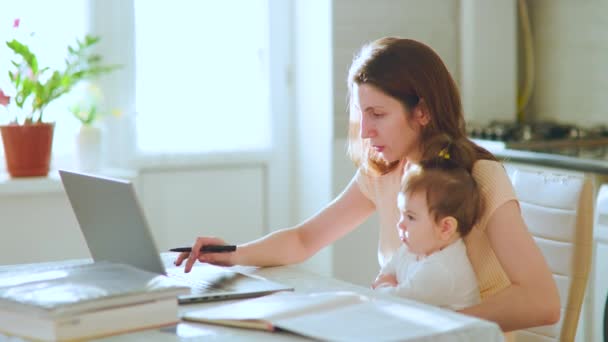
[166,269,232,293]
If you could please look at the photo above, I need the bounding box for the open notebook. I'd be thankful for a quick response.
[59,170,292,304]
[183,291,503,341]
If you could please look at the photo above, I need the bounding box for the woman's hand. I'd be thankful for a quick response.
[371,273,398,289]
[174,236,236,272]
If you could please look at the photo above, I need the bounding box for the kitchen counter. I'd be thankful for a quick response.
[473,139,608,175]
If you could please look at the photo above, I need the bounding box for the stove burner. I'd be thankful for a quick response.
[467,121,608,142]
[468,121,608,161]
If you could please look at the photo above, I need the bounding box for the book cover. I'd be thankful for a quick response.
[0,261,189,341]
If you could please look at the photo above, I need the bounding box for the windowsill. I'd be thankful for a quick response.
[134,149,272,171]
[0,172,64,195]
[0,168,138,196]
[0,149,272,195]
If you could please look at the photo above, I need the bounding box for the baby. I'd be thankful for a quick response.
[372,137,482,310]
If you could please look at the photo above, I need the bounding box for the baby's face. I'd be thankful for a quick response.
[397,191,442,256]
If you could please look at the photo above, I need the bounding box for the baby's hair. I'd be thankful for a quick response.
[401,135,483,237]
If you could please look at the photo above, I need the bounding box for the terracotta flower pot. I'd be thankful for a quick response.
[0,123,55,177]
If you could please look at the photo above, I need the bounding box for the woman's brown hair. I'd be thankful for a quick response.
[347,37,495,174]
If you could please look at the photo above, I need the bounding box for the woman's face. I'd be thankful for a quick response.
[356,83,426,163]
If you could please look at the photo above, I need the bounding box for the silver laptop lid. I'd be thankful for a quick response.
[59,169,293,304]
[59,170,166,275]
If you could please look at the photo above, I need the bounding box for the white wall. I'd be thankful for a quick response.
[332,0,461,140]
[526,0,608,126]
[140,167,266,250]
[461,0,517,125]
[89,0,137,169]
[331,140,379,286]
[0,167,267,266]
[0,190,89,264]
[330,0,608,129]
[292,0,334,275]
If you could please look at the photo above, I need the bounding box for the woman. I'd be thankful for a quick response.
[175,37,560,332]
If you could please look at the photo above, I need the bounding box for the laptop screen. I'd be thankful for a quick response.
[59,170,167,274]
[59,170,294,303]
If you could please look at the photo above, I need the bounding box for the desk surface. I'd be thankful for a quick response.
[1,256,504,341]
[89,254,504,342]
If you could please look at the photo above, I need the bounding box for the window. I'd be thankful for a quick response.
[0,0,88,170]
[133,0,271,154]
[0,0,279,174]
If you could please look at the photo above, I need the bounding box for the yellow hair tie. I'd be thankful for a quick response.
[438,148,450,160]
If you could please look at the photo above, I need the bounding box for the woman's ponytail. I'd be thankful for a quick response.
[419,134,477,173]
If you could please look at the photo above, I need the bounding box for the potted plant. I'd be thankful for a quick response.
[0,20,117,177]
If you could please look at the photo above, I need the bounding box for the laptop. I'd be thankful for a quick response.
[58,170,293,304]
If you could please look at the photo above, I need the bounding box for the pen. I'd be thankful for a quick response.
[169,245,237,253]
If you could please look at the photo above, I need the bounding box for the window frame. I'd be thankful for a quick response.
[89,0,291,170]
[90,0,294,232]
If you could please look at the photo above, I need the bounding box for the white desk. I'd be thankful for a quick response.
[0,256,503,341]
[89,254,505,342]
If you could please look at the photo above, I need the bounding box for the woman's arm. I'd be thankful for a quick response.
[179,174,376,271]
[459,200,561,331]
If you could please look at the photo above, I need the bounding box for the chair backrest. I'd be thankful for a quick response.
[506,164,594,342]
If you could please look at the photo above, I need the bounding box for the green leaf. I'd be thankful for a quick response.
[87,54,102,64]
[84,35,101,46]
[6,34,119,122]
[7,40,36,70]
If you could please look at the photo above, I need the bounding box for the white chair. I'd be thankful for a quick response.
[506,164,594,342]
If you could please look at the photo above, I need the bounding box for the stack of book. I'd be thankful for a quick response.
[0,261,189,341]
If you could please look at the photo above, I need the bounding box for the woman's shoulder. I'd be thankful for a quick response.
[471,159,516,196]
[471,159,518,217]
[472,158,504,172]
[472,159,509,182]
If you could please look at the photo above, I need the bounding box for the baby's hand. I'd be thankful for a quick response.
[371,273,398,289]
